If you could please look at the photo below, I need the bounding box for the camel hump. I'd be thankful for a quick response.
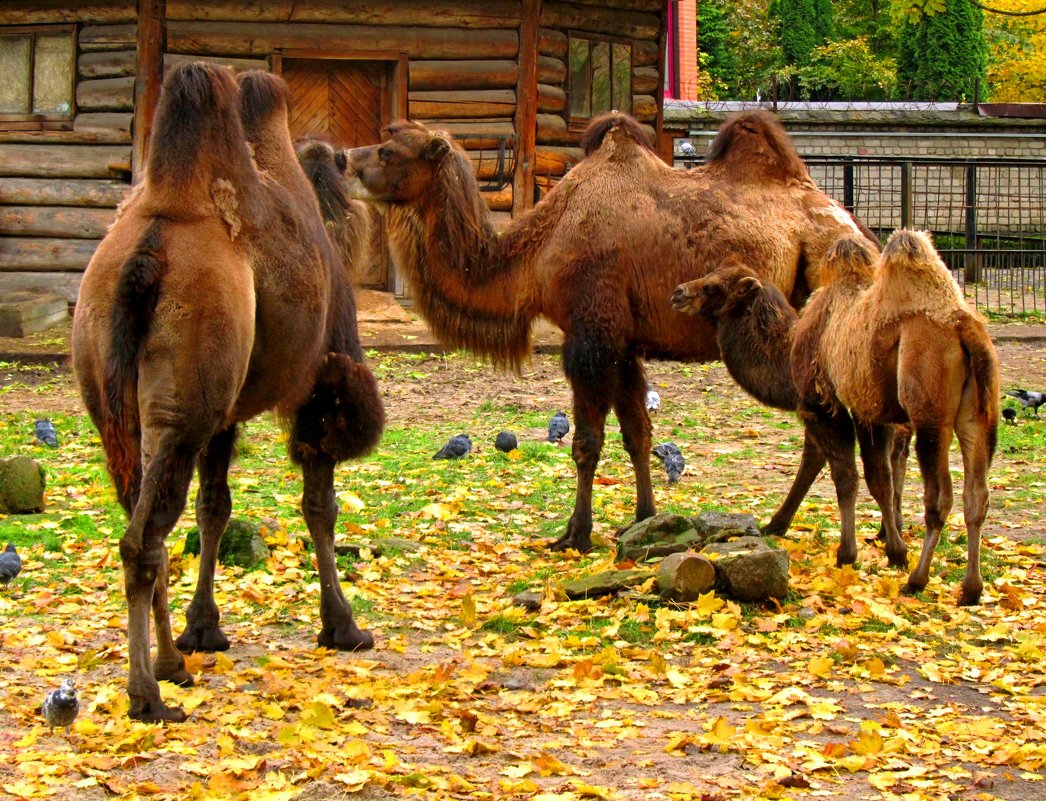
[881,229,940,272]
[706,110,809,183]
[821,235,877,284]
[146,61,244,194]
[238,69,290,133]
[580,112,654,157]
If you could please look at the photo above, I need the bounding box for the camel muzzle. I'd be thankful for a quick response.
[671,286,698,313]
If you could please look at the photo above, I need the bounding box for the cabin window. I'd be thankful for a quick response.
[567,33,632,127]
[0,26,76,130]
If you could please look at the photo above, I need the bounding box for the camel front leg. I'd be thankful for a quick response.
[614,358,655,526]
[803,409,860,567]
[857,423,908,569]
[177,426,237,654]
[906,426,954,596]
[302,451,374,651]
[763,431,826,536]
[551,383,609,553]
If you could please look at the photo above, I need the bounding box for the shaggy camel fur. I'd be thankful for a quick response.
[795,230,999,605]
[671,260,910,562]
[72,64,384,721]
[295,137,371,282]
[345,111,877,553]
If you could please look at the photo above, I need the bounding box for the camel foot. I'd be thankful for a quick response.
[761,520,790,538]
[175,622,230,654]
[154,658,195,688]
[958,582,983,607]
[834,548,857,568]
[129,698,187,723]
[317,623,374,652]
[548,530,592,554]
[886,549,909,570]
[902,578,926,597]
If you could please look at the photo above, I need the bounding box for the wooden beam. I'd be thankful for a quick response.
[164,53,269,74]
[73,113,134,136]
[410,60,519,92]
[654,2,667,161]
[0,272,84,304]
[0,238,101,271]
[409,91,516,120]
[0,1,135,25]
[0,206,115,239]
[80,25,137,52]
[0,144,133,178]
[78,50,136,79]
[0,177,130,208]
[513,0,540,216]
[134,0,166,183]
[165,0,520,27]
[76,76,136,111]
[541,1,660,39]
[536,83,566,114]
[0,130,130,145]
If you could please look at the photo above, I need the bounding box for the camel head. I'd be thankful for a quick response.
[671,262,765,320]
[343,120,470,205]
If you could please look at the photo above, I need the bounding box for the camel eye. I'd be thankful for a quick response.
[378,146,394,165]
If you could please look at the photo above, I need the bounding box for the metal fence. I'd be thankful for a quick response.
[803,155,1046,315]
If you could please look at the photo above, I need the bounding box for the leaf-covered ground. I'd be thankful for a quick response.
[0,346,1044,801]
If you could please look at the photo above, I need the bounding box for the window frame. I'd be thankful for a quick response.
[0,24,77,132]
[566,30,634,132]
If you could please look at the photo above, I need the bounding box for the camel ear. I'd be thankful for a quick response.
[334,148,348,172]
[421,135,451,163]
[732,275,762,302]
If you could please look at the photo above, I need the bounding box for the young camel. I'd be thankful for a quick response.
[344,111,878,553]
[671,260,910,564]
[72,64,383,721]
[797,231,999,604]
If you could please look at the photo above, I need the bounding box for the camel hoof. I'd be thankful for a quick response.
[548,532,592,554]
[317,625,374,652]
[129,700,188,723]
[902,579,926,597]
[957,585,982,607]
[834,550,857,568]
[155,659,195,688]
[886,551,909,570]
[176,624,230,654]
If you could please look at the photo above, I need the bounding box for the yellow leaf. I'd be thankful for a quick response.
[340,492,366,511]
[571,779,616,800]
[464,739,500,756]
[808,655,834,678]
[506,449,523,461]
[419,502,454,520]
[648,650,667,676]
[862,657,886,677]
[461,592,477,627]
[850,728,883,756]
[695,591,725,617]
[711,612,737,631]
[501,762,535,778]
[213,651,235,674]
[535,752,574,776]
[332,770,369,791]
[14,729,39,747]
[700,716,736,750]
[301,700,336,729]
[261,702,285,720]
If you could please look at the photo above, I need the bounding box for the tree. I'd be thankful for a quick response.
[697,0,739,97]
[896,0,987,99]
[770,0,835,66]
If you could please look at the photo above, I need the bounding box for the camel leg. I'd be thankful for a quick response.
[882,427,912,541]
[803,410,860,567]
[177,426,237,654]
[152,545,193,687]
[906,426,954,596]
[551,381,609,553]
[120,438,196,722]
[954,417,991,606]
[763,431,826,536]
[857,423,908,569]
[302,451,374,651]
[613,358,655,526]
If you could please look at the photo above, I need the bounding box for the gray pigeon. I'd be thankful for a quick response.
[34,419,58,448]
[547,412,570,444]
[679,141,699,158]
[495,431,518,452]
[0,544,21,584]
[433,433,472,460]
[42,679,79,734]
[1006,389,1045,415]
[645,385,661,413]
[652,442,686,484]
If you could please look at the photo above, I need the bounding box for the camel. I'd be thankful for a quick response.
[344,110,878,553]
[795,230,999,605]
[671,258,910,565]
[72,63,384,722]
[295,136,372,282]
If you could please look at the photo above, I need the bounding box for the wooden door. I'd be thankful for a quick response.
[280,58,391,288]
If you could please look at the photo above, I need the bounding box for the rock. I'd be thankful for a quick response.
[701,536,789,603]
[184,518,270,569]
[692,511,760,542]
[334,536,421,558]
[616,513,704,562]
[655,551,716,602]
[513,591,544,611]
[0,456,46,514]
[562,569,652,600]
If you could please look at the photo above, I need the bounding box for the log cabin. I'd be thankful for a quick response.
[0,0,675,302]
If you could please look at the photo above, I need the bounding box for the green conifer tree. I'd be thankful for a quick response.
[896,0,986,100]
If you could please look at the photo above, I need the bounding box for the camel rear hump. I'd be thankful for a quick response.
[874,229,967,321]
[581,112,655,157]
[706,110,810,184]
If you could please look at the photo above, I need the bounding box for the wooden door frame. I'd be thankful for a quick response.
[270,49,408,129]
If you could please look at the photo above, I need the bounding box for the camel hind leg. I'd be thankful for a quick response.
[177,425,238,654]
[612,358,655,527]
[802,409,860,567]
[953,409,992,606]
[906,426,954,597]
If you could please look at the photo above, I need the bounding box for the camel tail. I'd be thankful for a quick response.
[957,314,1001,463]
[102,225,167,500]
[706,110,809,184]
[581,112,654,156]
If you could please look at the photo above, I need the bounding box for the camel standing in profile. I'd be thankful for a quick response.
[344,111,878,553]
[797,230,999,605]
[72,63,383,722]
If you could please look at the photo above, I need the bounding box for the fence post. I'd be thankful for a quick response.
[900,162,912,230]
[964,162,982,284]
[843,159,854,213]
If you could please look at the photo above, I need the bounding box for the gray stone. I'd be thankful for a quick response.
[701,536,789,603]
[691,511,760,542]
[0,292,68,337]
[0,456,46,514]
[334,536,421,558]
[562,569,652,600]
[513,591,544,612]
[616,513,703,562]
[184,517,270,569]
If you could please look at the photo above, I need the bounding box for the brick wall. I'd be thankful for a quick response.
[676,0,699,103]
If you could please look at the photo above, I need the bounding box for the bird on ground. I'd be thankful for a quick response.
[433,434,472,460]
[679,141,699,158]
[645,385,661,413]
[547,411,570,444]
[34,419,58,448]
[1002,407,1018,425]
[652,442,686,484]
[495,431,518,453]
[1006,389,1045,415]
[0,544,22,585]
[41,679,79,734]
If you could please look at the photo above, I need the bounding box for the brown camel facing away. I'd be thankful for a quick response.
[72,63,384,722]
[344,111,878,553]
[671,259,910,565]
[295,136,372,282]
[793,231,999,605]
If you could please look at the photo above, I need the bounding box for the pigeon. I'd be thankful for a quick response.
[41,679,79,734]
[652,442,686,484]
[433,433,472,460]
[679,141,699,158]
[1006,389,1045,415]
[495,431,518,453]
[645,385,661,413]
[0,543,21,584]
[1002,407,1017,425]
[34,419,58,448]
[547,411,570,444]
